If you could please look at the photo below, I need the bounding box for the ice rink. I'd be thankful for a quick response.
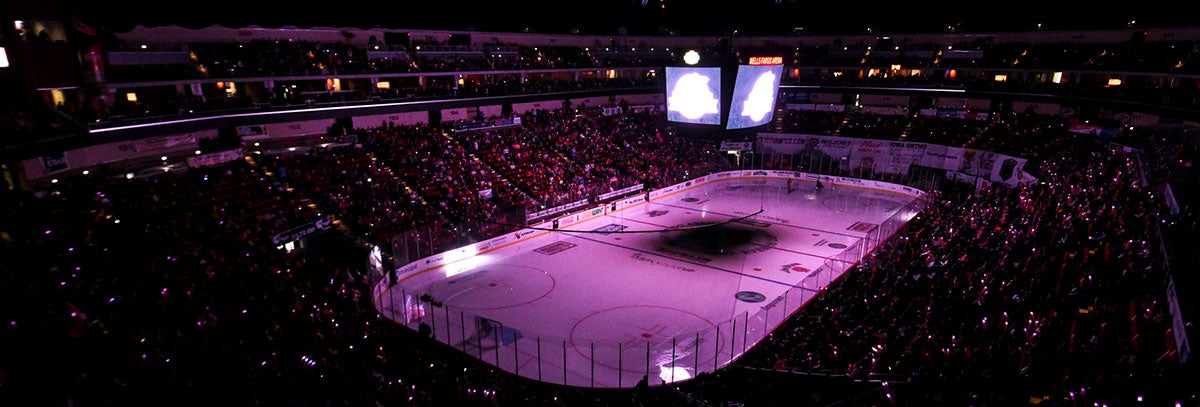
[373,172,925,389]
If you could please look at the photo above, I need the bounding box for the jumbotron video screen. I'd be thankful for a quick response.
[665,66,722,125]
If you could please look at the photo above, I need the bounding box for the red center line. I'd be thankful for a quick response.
[619,214,854,262]
[748,242,852,263]
[624,216,853,263]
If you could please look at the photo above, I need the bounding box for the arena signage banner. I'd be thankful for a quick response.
[786,103,848,112]
[133,134,197,153]
[270,216,333,245]
[719,141,753,151]
[41,153,69,173]
[757,133,1028,187]
[885,141,927,174]
[1167,275,1192,364]
[186,148,245,168]
[596,184,644,202]
[920,144,955,169]
[526,198,590,223]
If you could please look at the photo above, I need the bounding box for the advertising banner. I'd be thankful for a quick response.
[719,141,753,152]
[187,148,245,168]
[41,153,69,173]
[884,141,927,174]
[759,133,1029,186]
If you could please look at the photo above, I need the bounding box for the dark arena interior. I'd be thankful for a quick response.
[2,2,1199,406]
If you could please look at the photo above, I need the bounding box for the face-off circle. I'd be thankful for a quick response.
[735,291,767,303]
[425,265,555,310]
[570,305,719,370]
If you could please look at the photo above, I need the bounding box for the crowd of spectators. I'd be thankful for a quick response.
[3,101,1197,407]
[787,37,1200,73]
[0,100,84,147]
[835,111,910,141]
[776,109,845,135]
[0,160,363,405]
[255,144,442,244]
[456,107,729,210]
[77,31,1200,130]
[108,35,1196,83]
[1,104,755,405]
[362,121,525,244]
[644,108,1197,405]
[719,112,1194,406]
[902,113,993,147]
[0,119,663,405]
[78,75,660,128]
[9,13,1200,406]
[247,106,727,259]
[103,39,685,83]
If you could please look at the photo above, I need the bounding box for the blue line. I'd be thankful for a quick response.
[653,201,864,239]
[565,234,817,292]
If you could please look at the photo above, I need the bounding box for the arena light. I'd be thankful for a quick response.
[683,50,700,65]
[443,246,481,277]
[658,365,692,383]
[369,246,383,276]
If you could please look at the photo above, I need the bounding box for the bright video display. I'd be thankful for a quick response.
[726,64,783,129]
[665,66,722,125]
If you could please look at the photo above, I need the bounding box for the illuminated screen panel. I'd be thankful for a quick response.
[665,66,722,125]
[725,64,784,129]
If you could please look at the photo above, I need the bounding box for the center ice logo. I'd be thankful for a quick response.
[779,263,810,273]
[659,222,779,255]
